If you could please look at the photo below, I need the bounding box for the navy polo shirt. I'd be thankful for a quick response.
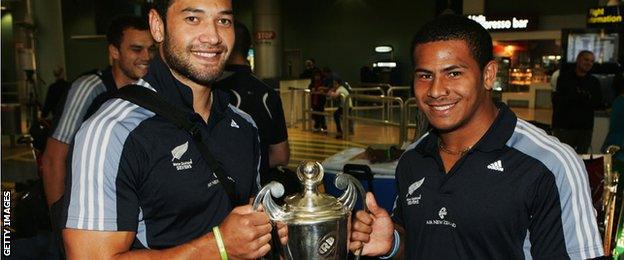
[393,103,603,259]
[215,64,288,184]
[63,57,261,249]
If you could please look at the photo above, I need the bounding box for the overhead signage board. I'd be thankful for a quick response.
[467,14,536,31]
[587,6,623,28]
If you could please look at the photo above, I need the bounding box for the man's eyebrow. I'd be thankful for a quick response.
[441,65,468,72]
[220,9,233,15]
[181,7,205,14]
[180,8,233,15]
[414,68,432,74]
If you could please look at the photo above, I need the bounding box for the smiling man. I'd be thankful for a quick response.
[61,0,284,259]
[41,15,153,222]
[349,15,603,259]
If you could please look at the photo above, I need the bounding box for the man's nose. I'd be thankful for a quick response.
[428,76,449,98]
[198,22,222,45]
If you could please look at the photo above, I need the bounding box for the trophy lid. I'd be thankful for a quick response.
[282,161,349,224]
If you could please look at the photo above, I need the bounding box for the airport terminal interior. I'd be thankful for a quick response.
[1,0,623,259]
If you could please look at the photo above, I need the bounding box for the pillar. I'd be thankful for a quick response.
[253,0,282,81]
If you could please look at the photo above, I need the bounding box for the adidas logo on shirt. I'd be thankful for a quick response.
[487,160,504,172]
[230,119,239,128]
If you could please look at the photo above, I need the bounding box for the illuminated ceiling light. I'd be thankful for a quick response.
[374,45,393,53]
[374,62,397,68]
[1,6,6,11]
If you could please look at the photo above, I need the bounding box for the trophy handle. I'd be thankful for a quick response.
[252,181,289,221]
[335,173,368,212]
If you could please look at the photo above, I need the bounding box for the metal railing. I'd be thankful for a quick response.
[349,87,385,96]
[385,86,411,121]
[302,90,332,131]
[405,97,428,141]
[386,86,411,97]
[348,87,386,119]
[284,87,310,127]
[294,85,428,146]
[356,83,392,92]
[344,94,407,144]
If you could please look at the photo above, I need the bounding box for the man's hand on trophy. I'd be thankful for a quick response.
[349,192,394,256]
[220,204,273,259]
[276,221,288,245]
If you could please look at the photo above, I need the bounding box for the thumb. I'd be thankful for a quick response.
[365,192,386,217]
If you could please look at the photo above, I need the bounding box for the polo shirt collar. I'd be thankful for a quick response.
[472,102,517,153]
[142,56,229,121]
[99,66,117,91]
[416,102,517,156]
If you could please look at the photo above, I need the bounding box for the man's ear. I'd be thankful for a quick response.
[483,60,498,91]
[108,44,120,60]
[149,9,165,43]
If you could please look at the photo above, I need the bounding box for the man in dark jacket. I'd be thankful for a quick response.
[552,50,604,154]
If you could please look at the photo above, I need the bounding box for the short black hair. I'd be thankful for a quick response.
[150,0,174,24]
[576,50,594,60]
[106,15,149,48]
[411,14,493,70]
[232,21,252,58]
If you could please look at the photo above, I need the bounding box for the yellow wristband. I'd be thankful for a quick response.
[213,226,228,260]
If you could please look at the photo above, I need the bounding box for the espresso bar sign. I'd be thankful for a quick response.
[587,6,623,28]
[467,15,534,31]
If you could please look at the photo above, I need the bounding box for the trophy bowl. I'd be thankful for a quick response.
[253,161,366,259]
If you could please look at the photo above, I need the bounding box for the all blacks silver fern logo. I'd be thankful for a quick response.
[317,232,337,256]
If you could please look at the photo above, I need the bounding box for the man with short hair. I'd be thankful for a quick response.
[61,0,285,259]
[215,21,290,185]
[41,15,153,209]
[299,58,318,79]
[349,15,603,259]
[552,50,604,154]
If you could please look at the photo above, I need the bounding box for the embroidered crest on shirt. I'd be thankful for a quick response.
[171,141,188,161]
[171,141,193,171]
[406,177,425,206]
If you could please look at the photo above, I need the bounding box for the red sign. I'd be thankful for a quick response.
[255,31,276,40]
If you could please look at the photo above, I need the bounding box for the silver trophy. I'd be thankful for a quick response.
[253,161,367,260]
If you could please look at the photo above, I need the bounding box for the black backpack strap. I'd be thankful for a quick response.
[113,84,242,206]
